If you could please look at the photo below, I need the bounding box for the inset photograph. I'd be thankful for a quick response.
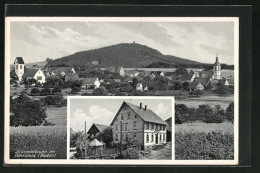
[69,97,173,160]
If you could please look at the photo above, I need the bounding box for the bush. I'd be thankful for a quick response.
[44,93,66,107]
[52,87,61,94]
[121,147,139,159]
[92,87,108,96]
[30,88,41,96]
[189,90,204,96]
[40,88,52,96]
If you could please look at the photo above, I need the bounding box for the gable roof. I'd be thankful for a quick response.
[65,73,79,81]
[181,73,193,81]
[115,66,124,73]
[23,69,40,79]
[80,78,98,84]
[136,83,143,87]
[14,57,24,64]
[89,139,103,147]
[189,82,203,89]
[193,77,208,85]
[111,102,167,126]
[44,67,74,75]
[93,123,110,132]
[227,78,234,85]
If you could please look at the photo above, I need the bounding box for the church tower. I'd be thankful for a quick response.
[14,57,25,82]
[213,54,221,80]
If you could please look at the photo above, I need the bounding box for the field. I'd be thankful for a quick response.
[176,95,234,109]
[10,126,67,159]
[175,122,234,160]
[176,122,234,134]
[46,106,67,126]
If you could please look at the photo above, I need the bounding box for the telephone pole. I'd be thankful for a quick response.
[84,121,87,159]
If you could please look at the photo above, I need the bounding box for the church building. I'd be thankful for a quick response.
[212,54,222,80]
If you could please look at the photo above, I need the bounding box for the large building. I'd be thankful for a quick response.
[110,101,167,150]
[213,54,222,80]
[13,57,46,83]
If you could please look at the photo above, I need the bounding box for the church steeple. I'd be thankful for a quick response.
[213,53,221,80]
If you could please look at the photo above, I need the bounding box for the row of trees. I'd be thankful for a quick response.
[175,102,234,124]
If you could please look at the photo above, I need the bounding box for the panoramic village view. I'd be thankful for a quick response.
[9,21,235,160]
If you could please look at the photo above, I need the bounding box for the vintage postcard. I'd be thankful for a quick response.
[5,17,238,165]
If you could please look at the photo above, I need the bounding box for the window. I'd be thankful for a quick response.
[115,134,118,141]
[127,113,130,119]
[133,133,137,141]
[133,121,137,129]
[163,134,165,141]
[151,133,154,142]
[146,122,149,130]
[121,116,124,120]
[115,124,118,131]
[146,133,149,143]
[151,123,154,130]
[163,125,166,130]
[16,65,18,69]
[125,133,128,141]
[37,76,42,80]
[125,123,128,130]
[135,115,137,118]
[20,65,22,69]
[160,134,162,141]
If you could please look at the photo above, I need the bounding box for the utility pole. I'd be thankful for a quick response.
[120,120,123,156]
[84,121,87,159]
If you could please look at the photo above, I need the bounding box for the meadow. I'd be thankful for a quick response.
[10,126,67,159]
[46,106,67,126]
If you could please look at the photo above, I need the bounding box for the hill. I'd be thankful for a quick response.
[47,43,202,68]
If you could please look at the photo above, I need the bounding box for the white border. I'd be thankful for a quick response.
[4,17,239,165]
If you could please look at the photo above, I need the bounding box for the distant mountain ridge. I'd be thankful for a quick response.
[47,43,202,68]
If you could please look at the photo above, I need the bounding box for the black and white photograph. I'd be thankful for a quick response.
[5,17,238,164]
[68,97,173,160]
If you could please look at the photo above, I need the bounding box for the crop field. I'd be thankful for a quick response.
[10,126,67,159]
[176,95,234,109]
[46,106,67,126]
[176,122,234,134]
[175,131,234,160]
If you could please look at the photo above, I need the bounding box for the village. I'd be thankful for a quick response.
[10,55,234,98]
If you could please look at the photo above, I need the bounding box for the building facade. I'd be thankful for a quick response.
[14,57,25,82]
[213,55,222,80]
[110,102,167,150]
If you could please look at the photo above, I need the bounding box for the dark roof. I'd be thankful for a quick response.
[227,78,234,85]
[14,57,24,64]
[65,73,79,81]
[111,102,167,125]
[44,67,74,75]
[80,78,98,84]
[193,77,208,85]
[93,123,110,132]
[23,69,39,79]
[115,66,124,73]
[189,82,204,89]
[199,71,214,78]
[181,73,193,81]
[207,82,219,89]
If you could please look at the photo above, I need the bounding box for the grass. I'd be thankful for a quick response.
[176,122,234,134]
[46,106,67,126]
[10,126,67,159]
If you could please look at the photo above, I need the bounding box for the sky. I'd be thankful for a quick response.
[10,20,235,65]
[69,98,173,132]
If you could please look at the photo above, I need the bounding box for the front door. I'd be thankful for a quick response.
[155,134,158,144]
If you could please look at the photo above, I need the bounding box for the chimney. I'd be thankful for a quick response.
[140,102,142,109]
[145,105,147,111]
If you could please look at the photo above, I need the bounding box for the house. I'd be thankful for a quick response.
[87,123,111,137]
[110,102,167,150]
[205,82,219,91]
[43,67,76,76]
[80,78,100,89]
[150,71,164,77]
[136,83,143,91]
[115,66,125,76]
[143,85,148,91]
[193,77,208,86]
[227,78,234,86]
[23,68,46,83]
[125,70,139,77]
[65,73,79,81]
[14,57,25,82]
[188,82,204,91]
[113,79,122,83]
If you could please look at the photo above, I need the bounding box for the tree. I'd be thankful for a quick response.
[173,81,182,90]
[131,78,138,89]
[70,80,83,94]
[175,67,188,76]
[175,104,189,124]
[53,87,61,94]
[40,87,52,96]
[92,127,113,147]
[182,81,190,90]
[30,88,40,96]
[92,87,108,96]
[70,130,85,148]
[197,104,213,122]
[10,94,47,126]
[225,102,234,123]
